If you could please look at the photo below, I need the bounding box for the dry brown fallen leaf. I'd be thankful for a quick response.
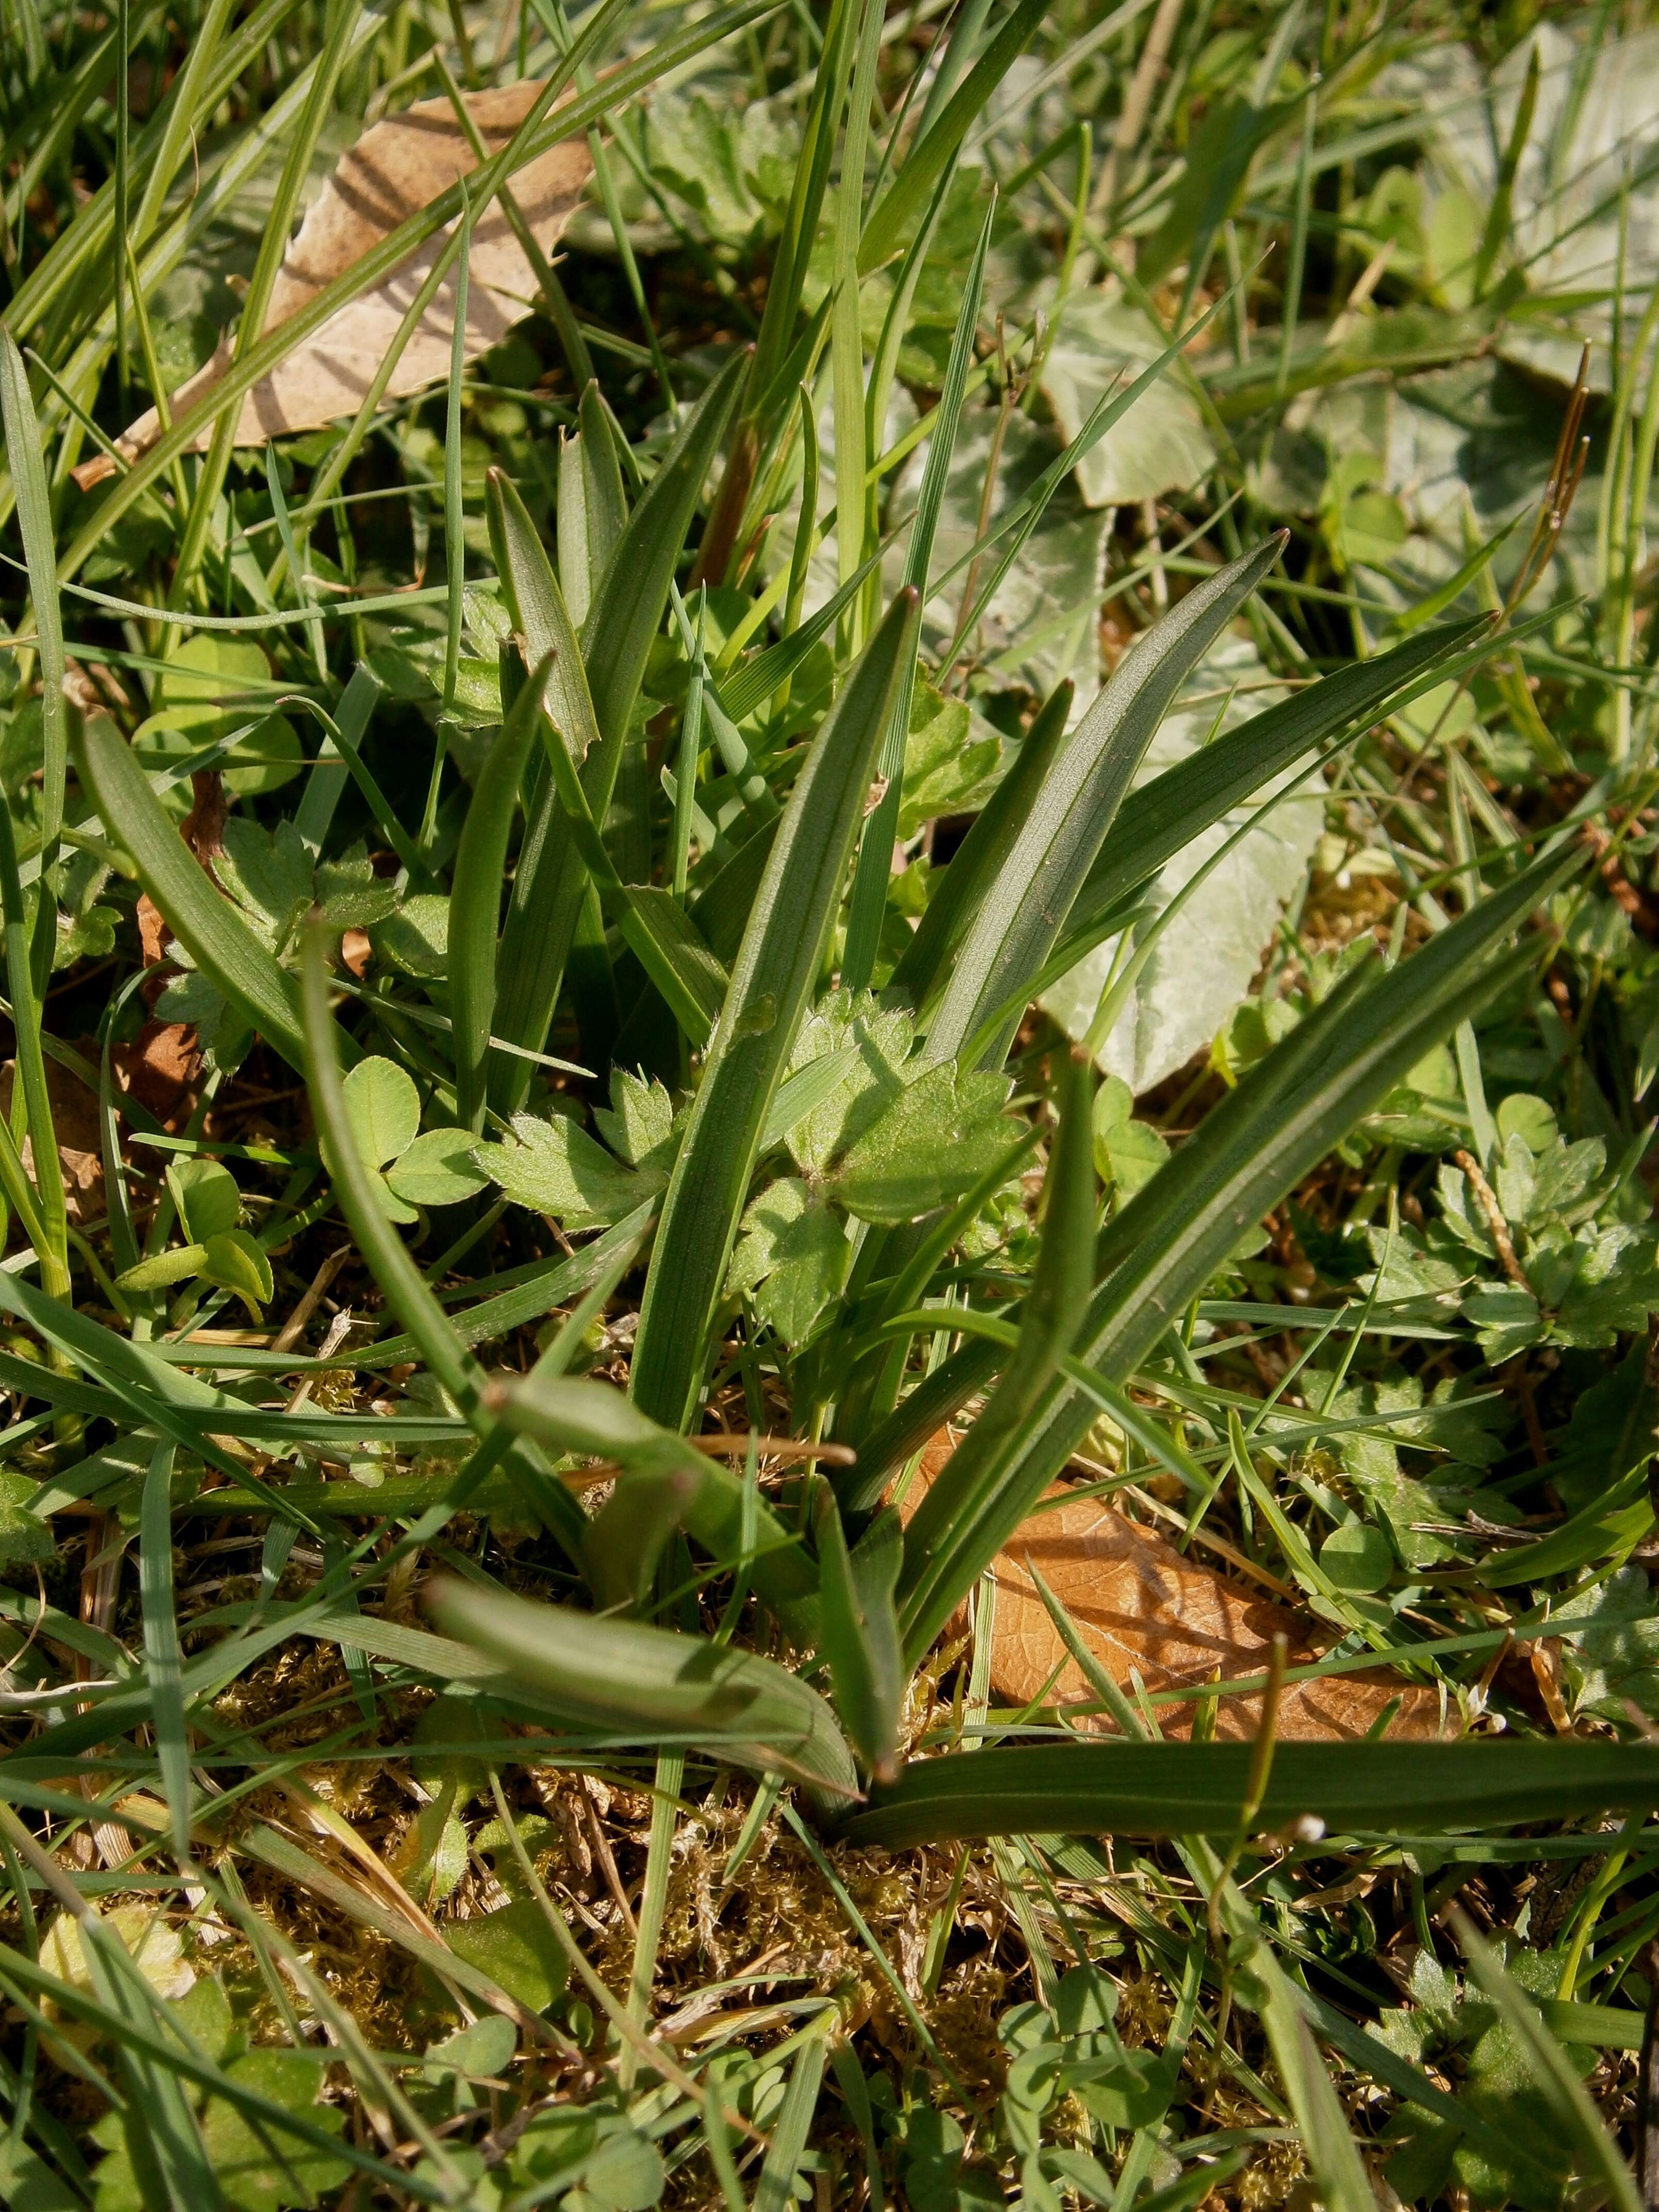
[905,1434,1448,1743]
[75,82,593,488]
[0,1057,104,1224]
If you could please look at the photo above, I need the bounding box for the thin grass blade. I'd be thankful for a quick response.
[629,588,920,1430]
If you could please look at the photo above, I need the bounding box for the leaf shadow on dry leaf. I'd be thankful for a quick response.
[76,83,593,486]
[906,1434,1448,1742]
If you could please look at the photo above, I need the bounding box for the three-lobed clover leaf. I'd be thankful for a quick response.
[331,1056,489,1222]
[116,1157,274,1319]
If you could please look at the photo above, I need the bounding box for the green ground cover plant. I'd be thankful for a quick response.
[6,0,1659,2204]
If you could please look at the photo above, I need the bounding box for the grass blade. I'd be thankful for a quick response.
[813,1488,905,1784]
[899,1049,1096,1657]
[427,1575,858,1798]
[629,587,920,1429]
[1066,615,1495,951]
[1454,1909,1643,2212]
[0,789,69,1300]
[901,841,1579,1650]
[753,2027,831,2212]
[842,194,993,988]
[491,350,747,1109]
[926,538,1284,1069]
[77,716,309,1075]
[450,652,551,1130]
[138,1442,191,1866]
[0,329,64,898]
[839,1738,1659,1847]
[889,676,1072,1009]
[858,0,1046,272]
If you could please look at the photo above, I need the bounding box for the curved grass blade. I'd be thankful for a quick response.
[1454,1909,1643,2212]
[139,1442,191,1866]
[450,651,551,1130]
[0,1263,322,1526]
[814,1487,906,1784]
[753,2028,832,2212]
[77,715,309,1074]
[717,547,884,724]
[0,790,69,1300]
[427,1575,858,1799]
[629,586,921,1430]
[925,538,1284,1070]
[299,919,584,1560]
[898,841,1581,1656]
[0,1809,226,2208]
[889,676,1072,1010]
[858,0,1046,272]
[838,1738,1659,1849]
[0,329,64,898]
[899,1050,1096,1659]
[843,193,993,990]
[483,1370,819,1634]
[1205,1856,1397,2212]
[491,352,748,1109]
[300,920,484,1416]
[1065,614,1495,952]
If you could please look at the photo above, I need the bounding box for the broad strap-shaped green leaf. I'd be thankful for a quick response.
[428,1575,858,1799]
[489,354,747,1111]
[617,886,729,1046]
[489,466,604,762]
[1063,614,1494,955]
[483,513,734,1049]
[484,1371,820,1636]
[572,379,628,618]
[814,1488,905,1784]
[924,537,1284,1071]
[76,713,310,1072]
[629,587,921,1432]
[583,1461,705,1617]
[839,1338,1002,1514]
[889,677,1072,1011]
[897,1050,1095,1660]
[899,841,1581,1655]
[585,345,749,738]
[837,1736,1659,1848]
[450,652,551,1131]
